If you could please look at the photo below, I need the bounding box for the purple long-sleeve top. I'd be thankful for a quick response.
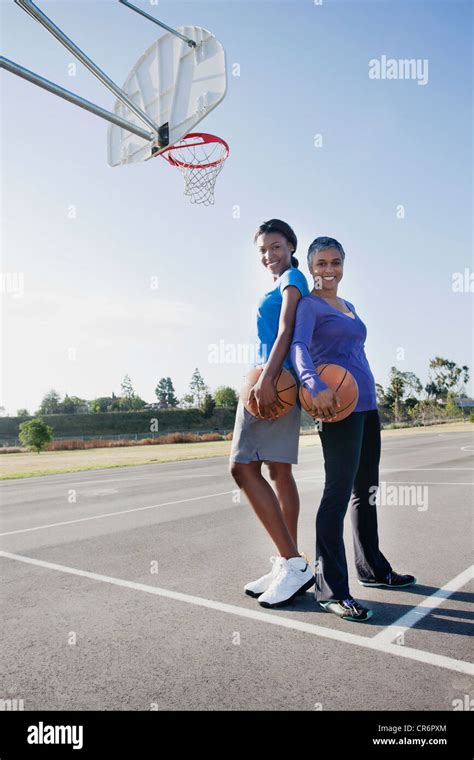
[290,294,378,412]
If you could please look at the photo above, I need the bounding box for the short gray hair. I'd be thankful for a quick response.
[307,236,346,271]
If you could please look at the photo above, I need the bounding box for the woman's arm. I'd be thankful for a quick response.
[250,284,302,419]
[290,299,341,420]
[290,298,329,395]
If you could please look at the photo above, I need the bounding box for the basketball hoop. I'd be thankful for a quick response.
[159,132,229,205]
[5,2,229,205]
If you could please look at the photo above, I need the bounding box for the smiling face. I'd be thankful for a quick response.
[309,247,344,295]
[256,232,294,278]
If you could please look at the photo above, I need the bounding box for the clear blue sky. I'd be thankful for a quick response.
[1,0,472,415]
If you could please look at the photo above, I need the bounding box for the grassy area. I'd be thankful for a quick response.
[0,421,470,480]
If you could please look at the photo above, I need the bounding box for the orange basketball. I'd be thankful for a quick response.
[240,366,297,418]
[299,364,359,422]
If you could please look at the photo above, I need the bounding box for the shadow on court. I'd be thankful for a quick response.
[278,586,474,636]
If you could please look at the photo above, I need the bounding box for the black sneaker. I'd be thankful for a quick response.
[319,597,373,622]
[358,571,416,588]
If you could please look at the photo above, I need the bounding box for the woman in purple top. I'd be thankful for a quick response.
[290,237,416,622]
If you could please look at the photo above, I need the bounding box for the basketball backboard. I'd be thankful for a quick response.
[107,26,227,167]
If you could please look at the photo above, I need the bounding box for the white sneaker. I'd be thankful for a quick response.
[258,556,315,608]
[244,553,310,598]
[244,556,285,597]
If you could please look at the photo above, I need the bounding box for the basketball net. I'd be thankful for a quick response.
[160,133,229,205]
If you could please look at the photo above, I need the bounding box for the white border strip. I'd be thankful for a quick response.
[373,565,474,643]
[1,550,472,676]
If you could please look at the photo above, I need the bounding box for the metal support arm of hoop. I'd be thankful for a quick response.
[13,0,162,134]
[4,0,228,202]
[13,0,161,134]
[6,0,174,147]
[118,0,196,47]
[0,57,154,142]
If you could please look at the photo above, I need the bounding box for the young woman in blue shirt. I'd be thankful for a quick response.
[229,219,315,608]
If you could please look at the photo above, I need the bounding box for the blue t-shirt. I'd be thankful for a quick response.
[255,267,310,369]
[290,294,378,412]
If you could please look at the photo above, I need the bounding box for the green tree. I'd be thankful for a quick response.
[214,386,238,408]
[90,396,115,413]
[388,367,422,423]
[407,399,439,426]
[118,376,146,411]
[61,394,87,414]
[404,397,419,412]
[128,395,147,411]
[19,417,53,454]
[201,392,216,418]
[121,375,135,401]
[17,409,30,417]
[189,368,208,407]
[425,358,469,401]
[155,377,178,408]
[445,391,462,419]
[375,383,392,408]
[38,389,61,415]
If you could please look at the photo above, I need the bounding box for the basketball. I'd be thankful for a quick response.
[299,364,359,422]
[240,366,297,418]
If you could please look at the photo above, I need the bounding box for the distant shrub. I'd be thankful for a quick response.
[3,430,232,453]
[156,432,201,444]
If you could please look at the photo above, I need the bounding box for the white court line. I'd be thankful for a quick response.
[373,566,474,644]
[0,490,235,537]
[0,469,325,490]
[0,477,326,538]
[0,466,471,490]
[0,472,471,538]
[0,550,472,676]
[380,481,473,485]
[0,464,239,488]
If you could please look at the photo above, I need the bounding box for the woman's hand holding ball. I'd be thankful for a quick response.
[310,388,341,421]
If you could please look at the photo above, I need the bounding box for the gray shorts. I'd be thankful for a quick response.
[229,393,302,465]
